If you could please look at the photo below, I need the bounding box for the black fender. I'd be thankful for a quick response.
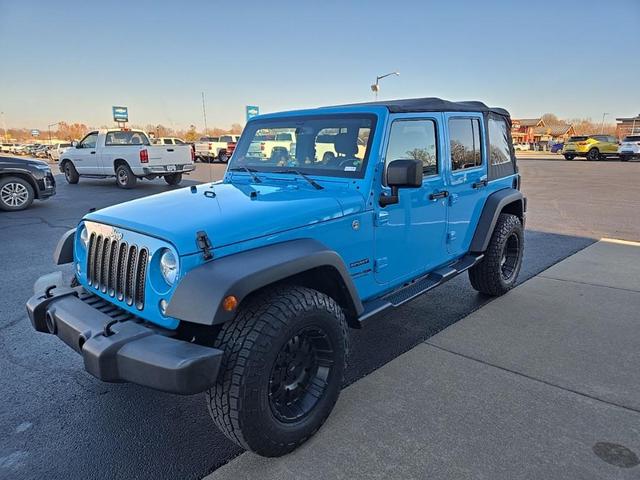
[54,228,76,265]
[470,188,525,253]
[166,238,364,326]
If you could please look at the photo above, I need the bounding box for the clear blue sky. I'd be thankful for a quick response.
[1,0,638,130]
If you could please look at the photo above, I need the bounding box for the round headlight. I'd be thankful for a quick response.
[80,226,89,249]
[159,250,178,285]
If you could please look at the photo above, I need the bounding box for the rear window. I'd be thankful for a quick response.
[200,137,218,142]
[275,133,293,141]
[219,136,234,142]
[623,136,640,142]
[105,131,150,146]
[568,136,588,142]
[60,143,71,148]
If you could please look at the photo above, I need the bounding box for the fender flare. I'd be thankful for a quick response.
[54,228,76,264]
[469,188,525,253]
[166,238,364,326]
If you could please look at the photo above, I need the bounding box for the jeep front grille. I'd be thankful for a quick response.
[87,233,148,310]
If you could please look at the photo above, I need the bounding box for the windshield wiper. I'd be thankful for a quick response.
[274,169,323,190]
[229,166,262,183]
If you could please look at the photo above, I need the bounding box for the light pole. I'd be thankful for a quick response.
[48,122,60,144]
[0,111,6,141]
[201,92,208,135]
[371,72,400,100]
[600,112,609,134]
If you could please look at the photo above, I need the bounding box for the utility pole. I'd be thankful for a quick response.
[600,112,609,134]
[201,92,208,135]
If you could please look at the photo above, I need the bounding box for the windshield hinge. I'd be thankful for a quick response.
[196,231,213,261]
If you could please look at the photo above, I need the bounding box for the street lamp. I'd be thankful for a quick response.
[600,112,609,134]
[48,122,60,144]
[371,71,400,100]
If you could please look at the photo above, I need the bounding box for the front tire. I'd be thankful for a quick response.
[207,286,348,457]
[63,161,79,184]
[115,163,137,189]
[164,173,182,185]
[0,176,34,211]
[564,154,575,160]
[469,213,524,296]
[620,155,630,162]
[587,148,600,161]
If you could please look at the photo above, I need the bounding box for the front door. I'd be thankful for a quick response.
[374,114,449,285]
[444,114,489,256]
[71,131,99,174]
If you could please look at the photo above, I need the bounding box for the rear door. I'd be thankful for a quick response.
[444,114,488,256]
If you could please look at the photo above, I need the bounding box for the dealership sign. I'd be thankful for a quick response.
[246,105,259,121]
[112,106,129,123]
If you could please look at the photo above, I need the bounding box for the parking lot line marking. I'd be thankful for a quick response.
[601,238,640,246]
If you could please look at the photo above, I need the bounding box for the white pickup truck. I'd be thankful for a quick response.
[59,129,194,188]
[247,132,295,161]
[194,135,239,163]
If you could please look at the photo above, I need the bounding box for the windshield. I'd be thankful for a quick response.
[230,115,376,178]
[623,136,640,142]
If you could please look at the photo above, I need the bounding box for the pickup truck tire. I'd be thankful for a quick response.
[62,161,79,184]
[115,163,137,189]
[468,213,523,296]
[0,176,34,211]
[218,151,229,163]
[164,173,182,185]
[207,285,348,457]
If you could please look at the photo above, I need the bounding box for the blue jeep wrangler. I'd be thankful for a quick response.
[27,98,525,457]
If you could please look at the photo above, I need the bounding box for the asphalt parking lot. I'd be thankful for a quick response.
[0,155,636,479]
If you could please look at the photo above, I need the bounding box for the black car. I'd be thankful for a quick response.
[0,156,56,211]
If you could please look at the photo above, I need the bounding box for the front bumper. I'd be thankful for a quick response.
[26,273,223,395]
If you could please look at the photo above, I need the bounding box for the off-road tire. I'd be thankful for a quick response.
[164,173,182,185]
[63,161,79,184]
[115,163,137,189]
[0,176,34,211]
[469,213,524,296]
[207,285,349,457]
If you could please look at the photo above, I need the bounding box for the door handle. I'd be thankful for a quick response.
[429,191,449,201]
[472,179,487,189]
[90,151,96,154]
[167,148,174,152]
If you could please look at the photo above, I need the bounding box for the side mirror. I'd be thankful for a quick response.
[380,159,423,207]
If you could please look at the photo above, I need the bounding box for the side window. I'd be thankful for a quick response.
[488,117,511,165]
[386,119,438,176]
[449,118,482,171]
[174,139,185,144]
[79,132,98,149]
[163,139,173,144]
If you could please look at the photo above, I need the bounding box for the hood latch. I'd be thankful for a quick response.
[196,231,213,261]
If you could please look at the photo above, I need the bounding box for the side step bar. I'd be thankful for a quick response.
[358,253,483,325]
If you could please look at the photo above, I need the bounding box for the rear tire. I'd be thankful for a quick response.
[207,286,348,457]
[63,161,79,184]
[620,155,630,162]
[564,154,574,160]
[469,213,524,296]
[0,176,34,211]
[115,163,137,189]
[217,151,229,163]
[164,173,182,185]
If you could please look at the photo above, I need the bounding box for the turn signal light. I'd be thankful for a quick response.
[140,149,149,163]
[222,295,238,312]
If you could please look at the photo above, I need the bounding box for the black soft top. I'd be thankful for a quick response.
[336,97,511,119]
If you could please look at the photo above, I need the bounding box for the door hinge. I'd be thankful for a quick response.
[447,231,457,243]
[375,210,389,226]
[374,257,388,272]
